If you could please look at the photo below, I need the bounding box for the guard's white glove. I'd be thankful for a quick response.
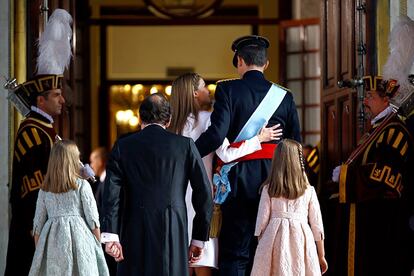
[332,165,341,182]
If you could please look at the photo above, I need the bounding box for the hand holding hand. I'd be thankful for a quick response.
[258,124,282,142]
[331,165,341,183]
[188,244,203,264]
[105,241,124,262]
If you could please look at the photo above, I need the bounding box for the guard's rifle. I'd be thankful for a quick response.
[345,76,414,165]
[3,77,31,116]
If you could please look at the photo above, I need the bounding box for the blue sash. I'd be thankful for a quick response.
[213,84,287,204]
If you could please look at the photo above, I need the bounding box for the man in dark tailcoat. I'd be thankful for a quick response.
[101,93,213,276]
[195,35,301,275]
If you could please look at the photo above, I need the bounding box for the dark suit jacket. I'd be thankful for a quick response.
[196,70,301,201]
[102,125,213,276]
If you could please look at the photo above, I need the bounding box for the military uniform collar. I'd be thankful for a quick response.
[242,70,265,80]
[142,123,166,129]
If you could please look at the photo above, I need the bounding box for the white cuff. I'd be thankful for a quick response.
[101,232,119,244]
[191,239,205,249]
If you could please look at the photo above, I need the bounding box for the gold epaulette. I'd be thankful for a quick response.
[216,78,239,84]
[271,81,291,92]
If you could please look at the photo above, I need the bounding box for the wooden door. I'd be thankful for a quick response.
[321,1,377,275]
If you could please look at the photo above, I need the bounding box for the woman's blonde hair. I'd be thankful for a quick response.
[169,73,201,134]
[42,139,81,193]
[265,139,309,199]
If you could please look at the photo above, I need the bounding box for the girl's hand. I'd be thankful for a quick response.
[319,256,328,274]
[258,124,282,142]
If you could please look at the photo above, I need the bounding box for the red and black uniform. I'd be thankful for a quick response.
[5,112,56,276]
[336,115,413,276]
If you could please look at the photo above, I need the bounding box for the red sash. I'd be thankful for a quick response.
[216,143,277,171]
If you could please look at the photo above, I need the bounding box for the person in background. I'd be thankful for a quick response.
[89,146,118,276]
[303,143,320,187]
[29,140,109,276]
[89,147,108,215]
[251,139,327,276]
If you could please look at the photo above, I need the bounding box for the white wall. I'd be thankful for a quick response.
[0,0,11,273]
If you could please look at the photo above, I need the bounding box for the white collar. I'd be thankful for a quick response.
[100,170,106,183]
[31,106,54,123]
[141,123,166,129]
[371,106,393,125]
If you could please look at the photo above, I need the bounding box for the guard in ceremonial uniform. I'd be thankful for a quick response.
[196,35,301,275]
[304,142,320,187]
[331,75,413,276]
[5,9,71,276]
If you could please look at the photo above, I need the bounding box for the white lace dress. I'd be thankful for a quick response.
[29,179,109,276]
[183,111,262,268]
[251,185,324,276]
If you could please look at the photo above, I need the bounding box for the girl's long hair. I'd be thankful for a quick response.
[265,139,309,199]
[169,73,201,134]
[42,139,81,193]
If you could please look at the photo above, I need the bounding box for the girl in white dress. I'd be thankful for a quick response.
[29,140,109,276]
[169,73,280,276]
[251,139,328,276]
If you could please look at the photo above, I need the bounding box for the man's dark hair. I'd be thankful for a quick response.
[139,93,171,125]
[30,90,51,106]
[237,45,268,67]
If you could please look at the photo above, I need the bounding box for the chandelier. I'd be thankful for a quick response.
[143,0,223,18]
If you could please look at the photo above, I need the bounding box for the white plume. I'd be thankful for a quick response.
[382,16,414,92]
[37,9,73,75]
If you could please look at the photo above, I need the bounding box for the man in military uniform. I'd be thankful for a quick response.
[195,35,301,275]
[331,76,413,276]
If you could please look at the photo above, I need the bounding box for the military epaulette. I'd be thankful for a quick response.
[270,82,291,92]
[216,78,240,84]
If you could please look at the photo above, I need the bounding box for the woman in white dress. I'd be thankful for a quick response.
[169,73,281,276]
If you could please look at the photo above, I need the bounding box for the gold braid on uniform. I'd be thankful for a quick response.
[209,204,222,238]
